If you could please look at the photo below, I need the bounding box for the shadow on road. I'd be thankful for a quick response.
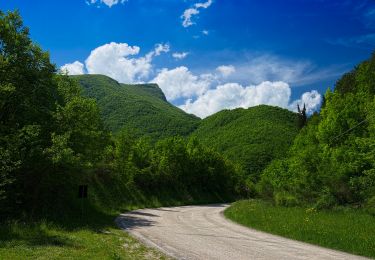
[116,212,158,230]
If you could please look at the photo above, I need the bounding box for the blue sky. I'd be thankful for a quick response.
[1,0,375,117]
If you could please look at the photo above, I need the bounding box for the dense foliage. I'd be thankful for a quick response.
[0,11,111,215]
[259,54,375,211]
[193,106,301,193]
[74,74,200,139]
[112,133,239,201]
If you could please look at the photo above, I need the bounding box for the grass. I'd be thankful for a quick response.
[0,211,169,260]
[224,200,375,258]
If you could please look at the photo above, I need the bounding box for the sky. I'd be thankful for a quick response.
[1,0,375,118]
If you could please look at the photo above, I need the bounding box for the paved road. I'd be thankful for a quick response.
[116,204,367,260]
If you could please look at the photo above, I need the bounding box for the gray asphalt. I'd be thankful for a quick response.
[116,204,368,260]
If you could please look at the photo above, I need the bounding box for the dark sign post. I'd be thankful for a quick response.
[78,185,88,198]
[78,185,88,220]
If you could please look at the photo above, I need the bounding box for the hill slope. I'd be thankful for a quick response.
[192,105,301,179]
[73,74,200,139]
[73,75,300,178]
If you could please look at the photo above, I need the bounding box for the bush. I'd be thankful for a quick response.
[314,189,337,210]
[274,192,299,207]
[365,196,375,216]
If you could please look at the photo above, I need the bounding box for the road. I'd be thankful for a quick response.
[116,204,367,260]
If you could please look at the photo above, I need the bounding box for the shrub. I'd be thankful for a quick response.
[274,192,299,207]
[365,196,375,216]
[314,188,337,210]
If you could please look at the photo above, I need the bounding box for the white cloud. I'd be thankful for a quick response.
[202,30,209,35]
[87,0,127,7]
[172,52,189,60]
[194,0,212,9]
[216,65,235,77]
[289,90,322,114]
[180,81,292,118]
[181,0,213,27]
[152,66,212,100]
[153,43,170,56]
[84,42,168,83]
[60,61,85,75]
[85,42,151,83]
[230,55,345,86]
[176,77,322,118]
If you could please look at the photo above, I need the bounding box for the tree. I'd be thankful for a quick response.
[0,11,58,209]
[297,103,307,128]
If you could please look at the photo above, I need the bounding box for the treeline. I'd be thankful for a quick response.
[257,55,375,212]
[0,11,239,218]
[114,133,240,197]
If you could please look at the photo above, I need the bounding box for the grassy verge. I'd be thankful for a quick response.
[224,200,375,258]
[0,219,167,260]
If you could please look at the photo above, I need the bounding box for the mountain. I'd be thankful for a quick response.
[192,105,301,179]
[72,74,200,139]
[73,74,300,177]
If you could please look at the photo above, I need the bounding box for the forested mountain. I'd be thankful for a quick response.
[73,74,302,183]
[192,105,301,184]
[73,74,200,139]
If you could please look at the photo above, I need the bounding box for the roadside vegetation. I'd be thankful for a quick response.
[225,200,375,258]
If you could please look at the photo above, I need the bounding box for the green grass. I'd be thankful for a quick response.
[0,215,168,260]
[224,200,375,258]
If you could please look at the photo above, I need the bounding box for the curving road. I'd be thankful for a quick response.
[116,204,367,260]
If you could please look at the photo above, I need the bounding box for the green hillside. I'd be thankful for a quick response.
[72,75,300,180]
[193,105,301,180]
[72,74,200,139]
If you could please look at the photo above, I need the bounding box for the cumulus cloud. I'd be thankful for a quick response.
[87,0,127,7]
[84,42,169,83]
[60,61,85,75]
[180,81,322,118]
[289,90,322,114]
[152,66,212,100]
[202,30,209,35]
[180,81,292,118]
[181,0,213,27]
[216,65,235,77]
[85,42,151,83]
[151,61,322,118]
[172,52,189,60]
